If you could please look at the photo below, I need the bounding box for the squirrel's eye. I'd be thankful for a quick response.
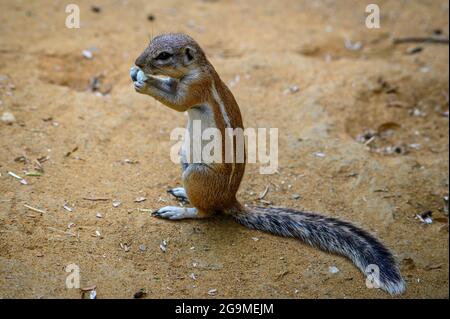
[156,52,172,60]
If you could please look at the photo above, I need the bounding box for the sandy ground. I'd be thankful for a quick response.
[0,0,449,299]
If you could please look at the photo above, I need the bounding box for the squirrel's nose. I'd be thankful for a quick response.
[135,55,146,69]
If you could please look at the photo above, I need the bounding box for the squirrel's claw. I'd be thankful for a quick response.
[167,187,189,203]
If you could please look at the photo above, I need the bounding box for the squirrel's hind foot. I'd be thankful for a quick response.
[153,206,198,220]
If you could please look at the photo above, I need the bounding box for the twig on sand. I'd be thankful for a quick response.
[82,197,110,201]
[393,36,449,45]
[8,171,28,185]
[24,204,47,215]
[258,185,270,200]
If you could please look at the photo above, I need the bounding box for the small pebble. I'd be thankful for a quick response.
[411,108,426,117]
[291,193,301,200]
[82,50,93,59]
[344,39,363,51]
[313,152,326,158]
[408,143,421,150]
[1,112,16,125]
[91,6,101,13]
[134,196,146,203]
[283,85,300,95]
[329,266,340,274]
[134,288,147,299]
[406,47,423,55]
[112,200,121,207]
[160,240,168,253]
[139,244,146,252]
[208,289,218,296]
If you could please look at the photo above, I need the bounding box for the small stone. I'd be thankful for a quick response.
[112,200,121,207]
[313,152,326,158]
[344,39,363,51]
[291,193,301,200]
[411,108,426,117]
[96,212,103,218]
[91,6,101,13]
[208,289,218,296]
[443,196,448,215]
[134,196,146,203]
[329,266,340,274]
[408,143,421,150]
[82,50,93,59]
[134,288,147,299]
[139,244,146,252]
[159,240,168,253]
[283,85,300,95]
[406,47,423,55]
[1,112,16,125]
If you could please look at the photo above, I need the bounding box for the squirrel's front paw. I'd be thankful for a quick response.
[134,80,147,93]
[130,67,149,93]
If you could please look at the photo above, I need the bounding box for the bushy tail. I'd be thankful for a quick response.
[231,206,405,295]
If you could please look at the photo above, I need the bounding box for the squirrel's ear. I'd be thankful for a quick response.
[183,46,196,65]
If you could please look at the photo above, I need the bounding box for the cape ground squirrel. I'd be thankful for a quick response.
[130,33,405,295]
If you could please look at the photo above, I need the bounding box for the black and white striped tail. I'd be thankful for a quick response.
[232,206,405,295]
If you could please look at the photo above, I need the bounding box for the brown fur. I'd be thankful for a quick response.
[132,33,405,295]
[135,33,245,216]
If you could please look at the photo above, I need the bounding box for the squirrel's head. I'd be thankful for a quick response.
[135,33,207,79]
